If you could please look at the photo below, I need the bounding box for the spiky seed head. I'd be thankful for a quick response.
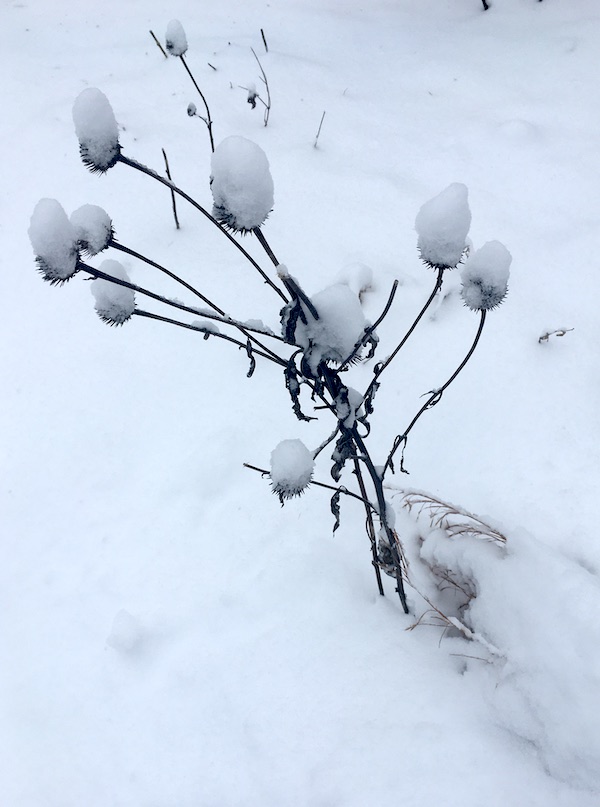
[270,439,314,504]
[460,241,511,311]
[72,88,121,174]
[70,204,114,255]
[415,183,472,270]
[165,20,188,57]
[91,260,135,325]
[28,199,79,284]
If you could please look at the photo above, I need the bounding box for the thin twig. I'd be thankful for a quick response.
[340,280,399,370]
[162,148,180,230]
[149,30,168,59]
[383,310,487,477]
[314,111,326,148]
[260,28,269,53]
[179,53,215,152]
[116,153,289,304]
[251,47,271,126]
[353,458,385,596]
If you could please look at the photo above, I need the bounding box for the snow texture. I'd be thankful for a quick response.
[28,198,79,283]
[210,136,274,232]
[270,439,314,502]
[106,609,143,653]
[70,204,113,256]
[415,183,471,269]
[460,241,511,311]
[91,260,135,325]
[165,19,188,57]
[292,284,368,374]
[72,88,120,173]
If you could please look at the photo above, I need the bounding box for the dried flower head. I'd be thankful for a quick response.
[460,241,511,311]
[28,199,79,284]
[165,20,188,57]
[270,439,314,504]
[91,260,135,325]
[70,205,114,255]
[72,88,121,174]
[210,136,274,233]
[415,183,471,270]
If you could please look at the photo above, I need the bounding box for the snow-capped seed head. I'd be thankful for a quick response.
[270,439,314,504]
[91,260,135,325]
[187,102,197,117]
[210,136,274,233]
[70,204,113,255]
[460,241,511,311]
[72,88,120,173]
[28,198,79,284]
[165,19,188,57]
[415,183,471,269]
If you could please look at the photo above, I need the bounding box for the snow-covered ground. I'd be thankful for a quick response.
[2,0,600,804]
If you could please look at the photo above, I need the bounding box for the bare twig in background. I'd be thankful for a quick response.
[539,327,573,344]
[251,47,271,126]
[161,148,180,230]
[260,28,269,53]
[149,30,168,58]
[314,111,326,148]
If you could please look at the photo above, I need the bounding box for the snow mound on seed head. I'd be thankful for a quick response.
[70,204,113,255]
[461,241,511,311]
[165,20,188,57]
[29,198,79,283]
[91,260,135,325]
[210,136,274,232]
[270,439,314,503]
[415,183,471,269]
[72,88,120,173]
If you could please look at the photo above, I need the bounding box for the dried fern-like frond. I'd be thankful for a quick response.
[392,489,507,548]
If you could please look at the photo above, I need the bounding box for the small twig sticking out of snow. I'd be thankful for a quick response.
[539,327,573,344]
[260,28,269,53]
[179,54,215,151]
[149,30,168,59]
[207,62,217,71]
[314,111,326,148]
[481,0,490,10]
[251,47,271,126]
[161,149,180,230]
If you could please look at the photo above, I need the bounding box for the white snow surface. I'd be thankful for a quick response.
[461,240,512,311]
[28,198,78,282]
[165,19,188,58]
[72,88,120,172]
[70,204,112,255]
[91,260,135,324]
[5,0,600,804]
[293,283,368,373]
[210,135,274,231]
[270,438,314,500]
[415,182,472,268]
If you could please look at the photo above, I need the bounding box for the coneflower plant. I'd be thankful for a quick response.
[28,46,511,615]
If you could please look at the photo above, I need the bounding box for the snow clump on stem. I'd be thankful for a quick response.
[91,260,135,325]
[28,198,79,284]
[72,88,120,173]
[415,183,471,269]
[270,439,314,504]
[210,136,274,232]
[460,241,511,311]
[165,20,188,57]
[70,204,113,255]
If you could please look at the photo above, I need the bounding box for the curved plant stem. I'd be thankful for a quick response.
[383,309,487,477]
[116,154,289,304]
[363,267,444,403]
[108,240,284,363]
[253,227,279,267]
[179,54,215,152]
[133,310,279,364]
[353,457,385,596]
[340,279,399,370]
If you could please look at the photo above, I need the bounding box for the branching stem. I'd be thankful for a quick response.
[179,54,215,152]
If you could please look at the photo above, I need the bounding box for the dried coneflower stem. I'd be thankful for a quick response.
[149,30,168,58]
[179,54,215,152]
[161,148,180,229]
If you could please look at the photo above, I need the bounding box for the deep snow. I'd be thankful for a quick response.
[3,0,600,804]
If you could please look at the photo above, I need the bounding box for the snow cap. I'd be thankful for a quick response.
[270,439,314,504]
[29,198,79,284]
[91,260,135,325]
[415,183,471,269]
[211,136,274,232]
[70,204,113,255]
[165,20,188,57]
[73,88,120,173]
[460,241,511,311]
